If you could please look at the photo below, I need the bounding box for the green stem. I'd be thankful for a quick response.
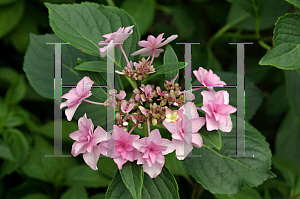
[206,13,250,69]
[143,122,148,137]
[106,0,115,7]
[191,183,198,199]
[125,76,137,89]
[258,40,271,50]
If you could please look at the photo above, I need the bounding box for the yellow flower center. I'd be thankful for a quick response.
[148,42,157,47]
[166,112,179,122]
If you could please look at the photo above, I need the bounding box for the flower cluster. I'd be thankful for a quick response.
[61,25,236,178]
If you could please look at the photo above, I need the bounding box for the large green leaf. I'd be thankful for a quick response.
[214,184,263,199]
[23,34,98,99]
[227,0,289,31]
[259,14,300,69]
[0,0,24,38]
[199,128,222,150]
[121,0,155,35]
[285,70,300,119]
[64,165,111,188]
[120,162,143,199]
[183,117,275,194]
[275,111,300,168]
[165,152,189,178]
[155,62,186,74]
[106,167,179,199]
[163,45,179,82]
[286,0,300,9]
[45,2,140,67]
[1,128,29,178]
[75,61,110,72]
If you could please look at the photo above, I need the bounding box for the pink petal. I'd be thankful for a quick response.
[114,157,127,169]
[147,35,157,44]
[191,117,206,133]
[131,47,152,56]
[71,141,87,157]
[156,34,178,48]
[201,90,216,105]
[160,139,175,155]
[153,49,164,57]
[206,115,219,131]
[138,40,151,47]
[93,126,110,143]
[143,162,163,178]
[65,103,81,121]
[83,145,101,170]
[173,139,193,160]
[192,133,203,148]
[147,129,162,144]
[219,116,233,132]
[201,105,213,117]
[69,130,82,141]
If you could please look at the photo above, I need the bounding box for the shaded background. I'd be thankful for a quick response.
[0,0,299,198]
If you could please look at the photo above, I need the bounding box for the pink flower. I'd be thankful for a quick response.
[109,125,140,169]
[116,90,126,100]
[140,84,155,102]
[132,129,174,178]
[163,102,205,160]
[193,67,226,89]
[200,90,237,132]
[131,33,178,57]
[120,100,135,113]
[164,108,183,123]
[69,114,111,170]
[60,76,93,121]
[98,25,134,57]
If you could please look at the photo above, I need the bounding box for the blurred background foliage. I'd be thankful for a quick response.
[0,0,299,198]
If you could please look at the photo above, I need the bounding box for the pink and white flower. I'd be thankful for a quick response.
[109,125,140,169]
[163,102,205,160]
[193,67,226,89]
[60,76,93,121]
[131,33,178,57]
[200,90,237,132]
[132,129,174,178]
[69,114,111,170]
[98,25,134,57]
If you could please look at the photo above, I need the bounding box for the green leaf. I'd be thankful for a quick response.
[24,33,99,99]
[272,156,300,188]
[214,184,263,199]
[45,2,140,67]
[266,84,288,115]
[0,0,18,5]
[227,0,289,31]
[64,165,111,188]
[0,142,15,161]
[227,0,261,17]
[155,62,186,74]
[286,0,300,9]
[5,106,28,127]
[199,128,222,150]
[183,117,275,194]
[120,162,143,199]
[75,61,109,72]
[105,170,134,199]
[121,0,155,35]
[275,111,300,168]
[259,14,300,69]
[1,128,29,178]
[21,193,51,199]
[0,67,19,89]
[285,70,300,118]
[0,0,25,38]
[60,186,88,199]
[4,74,26,105]
[22,149,76,185]
[163,45,179,82]
[165,152,189,178]
[142,167,180,199]
[106,167,180,199]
